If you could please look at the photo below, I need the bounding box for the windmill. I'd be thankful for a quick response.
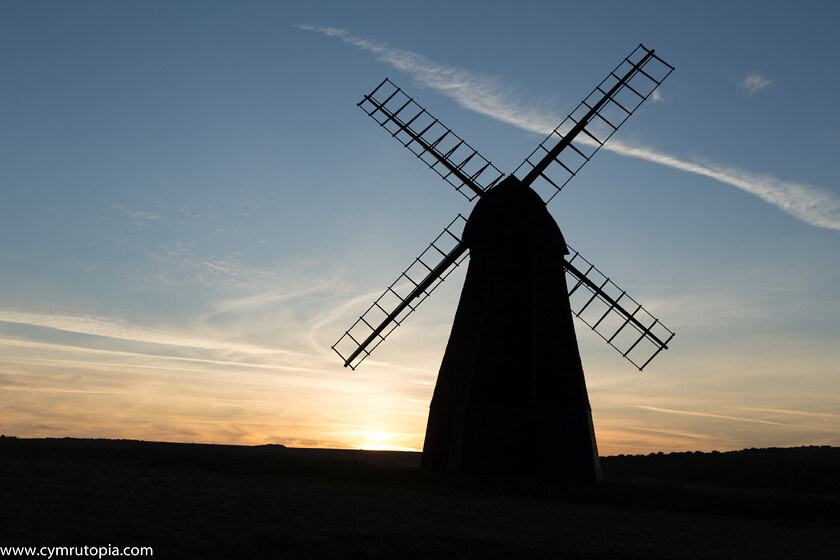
[333,45,675,480]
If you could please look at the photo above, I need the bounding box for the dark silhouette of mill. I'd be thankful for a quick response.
[334,45,676,481]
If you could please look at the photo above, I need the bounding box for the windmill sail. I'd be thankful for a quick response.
[332,215,469,369]
[359,78,505,200]
[564,246,674,370]
[337,45,675,372]
[514,44,674,204]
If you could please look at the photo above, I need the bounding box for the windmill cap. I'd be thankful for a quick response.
[463,176,568,256]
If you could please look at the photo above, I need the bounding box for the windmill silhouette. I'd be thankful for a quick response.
[333,45,675,480]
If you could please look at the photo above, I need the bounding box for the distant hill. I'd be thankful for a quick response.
[601,446,840,494]
[2,436,838,494]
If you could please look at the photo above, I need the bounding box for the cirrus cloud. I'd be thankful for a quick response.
[301,25,839,231]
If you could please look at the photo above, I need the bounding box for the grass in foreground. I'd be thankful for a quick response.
[1,438,838,559]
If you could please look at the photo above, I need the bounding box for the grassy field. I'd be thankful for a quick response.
[1,438,838,558]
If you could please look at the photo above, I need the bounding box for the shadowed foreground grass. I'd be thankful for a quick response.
[1,438,838,558]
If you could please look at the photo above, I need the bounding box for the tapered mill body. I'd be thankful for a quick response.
[421,177,600,480]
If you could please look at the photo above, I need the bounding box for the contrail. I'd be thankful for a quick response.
[301,25,840,231]
[0,310,286,356]
[0,338,319,373]
[636,405,840,433]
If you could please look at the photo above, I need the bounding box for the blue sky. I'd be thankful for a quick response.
[2,0,839,453]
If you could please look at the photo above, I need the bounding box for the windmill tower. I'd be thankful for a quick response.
[333,45,675,480]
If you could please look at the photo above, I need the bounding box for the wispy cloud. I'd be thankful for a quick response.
[0,310,284,356]
[210,281,335,315]
[738,407,840,420]
[741,72,772,95]
[298,25,564,134]
[636,405,840,433]
[604,139,840,230]
[626,425,715,441]
[302,25,840,231]
[114,206,161,225]
[0,338,305,373]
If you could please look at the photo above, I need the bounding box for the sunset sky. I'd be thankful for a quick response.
[2,1,839,455]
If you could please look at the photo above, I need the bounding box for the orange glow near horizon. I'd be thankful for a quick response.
[5,389,833,457]
[354,431,418,452]
[2,325,838,457]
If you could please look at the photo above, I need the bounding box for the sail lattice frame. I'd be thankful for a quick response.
[359,79,505,200]
[514,44,674,205]
[333,215,469,370]
[564,245,674,370]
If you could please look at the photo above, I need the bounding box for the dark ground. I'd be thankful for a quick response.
[1,437,839,559]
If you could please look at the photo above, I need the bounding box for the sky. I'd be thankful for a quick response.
[2,0,839,455]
